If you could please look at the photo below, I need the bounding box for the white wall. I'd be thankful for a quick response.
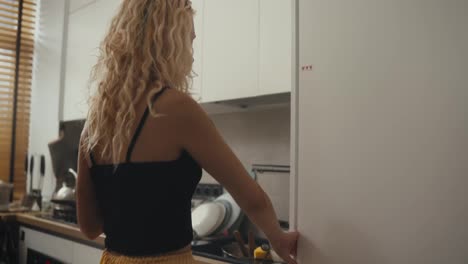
[211,107,290,173]
[204,107,291,220]
[203,106,290,183]
[63,0,121,121]
[296,0,468,263]
[69,0,96,14]
[29,0,68,200]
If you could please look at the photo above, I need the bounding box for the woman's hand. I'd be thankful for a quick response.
[270,231,300,264]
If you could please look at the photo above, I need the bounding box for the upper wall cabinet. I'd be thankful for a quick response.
[258,0,292,95]
[191,0,205,101]
[62,0,293,120]
[63,0,120,120]
[201,0,260,103]
[199,0,292,103]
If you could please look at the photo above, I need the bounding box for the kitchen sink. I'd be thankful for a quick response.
[192,237,284,264]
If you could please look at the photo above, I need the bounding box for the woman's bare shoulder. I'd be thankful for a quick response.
[159,88,205,118]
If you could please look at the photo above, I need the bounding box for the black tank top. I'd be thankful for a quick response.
[89,88,202,256]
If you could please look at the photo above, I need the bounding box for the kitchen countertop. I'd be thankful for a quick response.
[16,213,106,248]
[1,212,227,264]
[0,212,17,221]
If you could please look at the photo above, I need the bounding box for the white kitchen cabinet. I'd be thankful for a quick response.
[18,226,103,264]
[191,0,205,101]
[72,243,103,264]
[19,227,74,264]
[63,0,120,121]
[62,0,291,114]
[201,0,260,102]
[258,0,292,95]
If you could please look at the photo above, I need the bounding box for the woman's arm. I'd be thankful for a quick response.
[76,132,103,240]
[175,96,298,263]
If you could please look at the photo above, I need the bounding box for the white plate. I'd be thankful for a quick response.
[215,192,242,233]
[192,202,226,237]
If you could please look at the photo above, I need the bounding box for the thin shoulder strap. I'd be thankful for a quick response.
[89,151,96,166]
[125,87,168,162]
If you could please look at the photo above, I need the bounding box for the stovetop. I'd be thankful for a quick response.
[52,209,77,225]
[37,205,78,227]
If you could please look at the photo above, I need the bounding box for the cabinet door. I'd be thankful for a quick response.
[258,0,292,95]
[63,0,120,120]
[191,0,205,101]
[72,243,103,264]
[201,0,259,102]
[19,227,74,264]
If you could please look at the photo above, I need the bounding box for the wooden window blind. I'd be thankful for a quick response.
[0,0,37,201]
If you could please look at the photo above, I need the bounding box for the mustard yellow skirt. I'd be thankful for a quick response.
[100,249,198,264]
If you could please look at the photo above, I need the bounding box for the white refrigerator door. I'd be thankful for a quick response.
[295,0,468,263]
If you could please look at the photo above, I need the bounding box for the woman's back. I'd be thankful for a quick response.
[90,88,189,165]
[89,88,202,256]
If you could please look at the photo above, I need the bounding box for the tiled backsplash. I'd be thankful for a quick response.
[202,106,290,181]
[202,106,291,220]
[255,170,290,222]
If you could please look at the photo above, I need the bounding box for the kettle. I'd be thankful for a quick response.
[52,168,77,202]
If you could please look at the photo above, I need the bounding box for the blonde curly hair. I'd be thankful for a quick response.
[82,0,195,164]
